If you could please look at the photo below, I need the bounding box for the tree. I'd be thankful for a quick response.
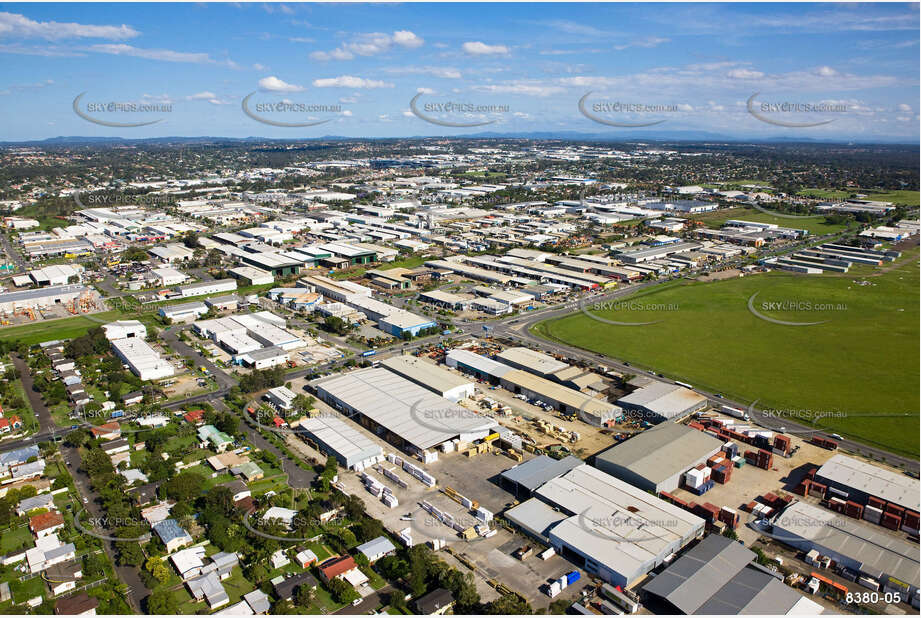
[145,557,171,584]
[164,470,203,502]
[484,594,533,614]
[294,584,316,607]
[326,577,359,604]
[147,588,178,615]
[323,316,348,336]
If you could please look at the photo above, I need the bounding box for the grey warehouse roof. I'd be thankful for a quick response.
[313,368,495,450]
[815,454,920,512]
[595,423,724,487]
[643,534,817,615]
[294,414,382,466]
[505,497,568,540]
[496,347,569,376]
[617,381,708,419]
[501,455,583,493]
[774,501,919,588]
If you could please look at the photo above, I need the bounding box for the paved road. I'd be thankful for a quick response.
[13,352,58,434]
[0,231,27,272]
[334,584,394,615]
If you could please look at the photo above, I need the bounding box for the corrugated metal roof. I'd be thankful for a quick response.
[816,454,920,512]
[596,423,724,486]
[496,347,569,376]
[501,455,583,492]
[294,414,382,466]
[775,501,919,588]
[380,356,472,396]
[314,368,495,450]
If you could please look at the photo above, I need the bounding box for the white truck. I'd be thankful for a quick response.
[722,405,750,421]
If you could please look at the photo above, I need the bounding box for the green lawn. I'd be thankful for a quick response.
[859,190,920,207]
[0,525,34,553]
[691,206,851,235]
[379,255,429,271]
[0,310,125,345]
[797,188,851,200]
[533,250,920,457]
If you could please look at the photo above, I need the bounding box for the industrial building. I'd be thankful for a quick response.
[499,455,583,499]
[445,349,618,423]
[772,501,919,598]
[377,311,438,338]
[229,266,274,286]
[418,289,471,310]
[0,285,89,314]
[102,320,147,341]
[111,337,175,381]
[496,347,603,392]
[642,534,824,614]
[616,241,701,264]
[380,356,474,402]
[526,464,705,588]
[160,301,208,323]
[292,414,383,471]
[617,381,708,422]
[313,368,496,453]
[594,422,724,494]
[175,278,237,298]
[299,275,372,303]
[265,386,297,411]
[236,346,289,369]
[814,454,920,514]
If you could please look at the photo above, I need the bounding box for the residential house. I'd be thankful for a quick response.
[414,588,455,615]
[152,519,193,552]
[54,592,99,616]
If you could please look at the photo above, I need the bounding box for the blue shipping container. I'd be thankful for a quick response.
[566,571,581,585]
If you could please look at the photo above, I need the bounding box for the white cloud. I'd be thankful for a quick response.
[727,68,764,79]
[382,65,461,79]
[312,75,393,89]
[897,103,912,112]
[472,82,564,97]
[252,63,267,71]
[393,30,424,48]
[258,75,305,92]
[341,110,353,116]
[0,11,138,40]
[815,66,838,77]
[613,36,670,51]
[187,91,216,100]
[310,30,423,61]
[88,43,231,65]
[462,41,509,56]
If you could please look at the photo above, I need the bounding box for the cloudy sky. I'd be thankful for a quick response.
[0,2,918,141]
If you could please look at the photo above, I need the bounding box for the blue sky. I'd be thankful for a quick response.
[0,2,918,141]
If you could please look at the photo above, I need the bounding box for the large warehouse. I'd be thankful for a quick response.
[380,356,474,402]
[111,337,175,381]
[642,534,824,615]
[0,284,88,314]
[617,381,708,422]
[814,454,920,514]
[499,455,583,499]
[495,347,569,377]
[292,415,383,471]
[594,422,724,494]
[312,368,496,454]
[445,349,618,424]
[530,464,705,588]
[772,501,920,598]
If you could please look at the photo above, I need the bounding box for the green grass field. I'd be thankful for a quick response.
[860,190,919,207]
[797,188,851,200]
[692,206,852,235]
[533,250,920,457]
[0,310,125,345]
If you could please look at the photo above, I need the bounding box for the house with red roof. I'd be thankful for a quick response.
[317,555,359,584]
[184,409,205,425]
[90,422,121,440]
[30,511,65,538]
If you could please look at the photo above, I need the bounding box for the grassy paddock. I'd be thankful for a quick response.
[0,310,125,345]
[691,206,851,235]
[533,252,919,457]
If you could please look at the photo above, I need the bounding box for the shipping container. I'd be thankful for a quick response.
[566,571,581,585]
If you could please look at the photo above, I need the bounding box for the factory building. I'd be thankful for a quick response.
[380,356,474,402]
[159,302,208,323]
[292,415,383,471]
[814,454,920,515]
[512,464,705,588]
[29,265,83,287]
[0,285,88,314]
[772,501,919,599]
[235,346,289,370]
[240,252,302,277]
[642,534,824,615]
[102,320,147,341]
[313,368,496,454]
[615,241,701,264]
[229,266,274,286]
[499,455,583,499]
[378,311,437,338]
[418,290,470,311]
[111,337,175,381]
[445,348,513,384]
[299,275,372,303]
[175,279,237,299]
[500,369,620,425]
[617,381,708,422]
[594,422,724,494]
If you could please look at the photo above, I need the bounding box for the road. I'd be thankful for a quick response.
[0,231,27,272]
[334,584,394,615]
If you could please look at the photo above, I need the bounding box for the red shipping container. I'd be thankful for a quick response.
[868,496,886,510]
[886,504,905,517]
[745,501,757,512]
[904,511,920,528]
[807,467,818,479]
[688,422,705,431]
[881,513,901,530]
[795,480,809,496]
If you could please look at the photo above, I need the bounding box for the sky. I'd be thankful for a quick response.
[0,2,918,142]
